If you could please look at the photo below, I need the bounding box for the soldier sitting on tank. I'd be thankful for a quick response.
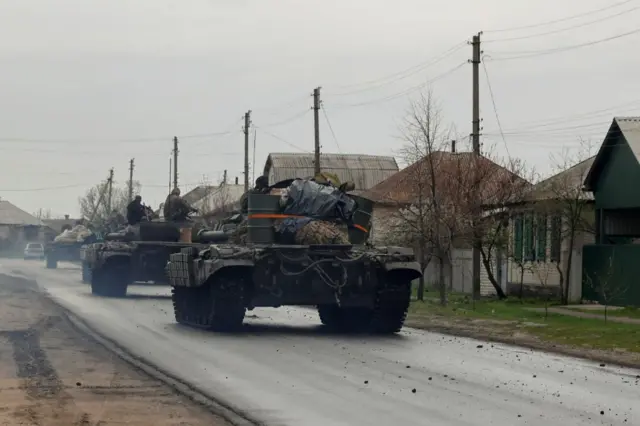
[239,175,270,214]
[126,195,146,226]
[163,188,198,222]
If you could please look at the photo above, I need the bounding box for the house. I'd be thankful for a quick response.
[191,183,246,221]
[505,156,595,301]
[0,199,45,253]
[262,152,399,191]
[361,150,529,296]
[581,117,640,306]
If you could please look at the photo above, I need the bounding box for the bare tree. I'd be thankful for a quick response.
[545,142,595,304]
[33,208,52,220]
[528,260,555,319]
[473,152,536,299]
[78,181,141,227]
[584,251,625,323]
[391,89,452,304]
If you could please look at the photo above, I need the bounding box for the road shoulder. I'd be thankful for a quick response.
[0,273,231,426]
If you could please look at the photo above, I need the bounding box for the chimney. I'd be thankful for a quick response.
[235,176,238,185]
[451,140,456,153]
[64,214,69,220]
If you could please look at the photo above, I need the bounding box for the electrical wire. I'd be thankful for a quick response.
[484,5,639,43]
[320,104,341,152]
[484,0,636,33]
[483,99,640,133]
[327,42,467,97]
[254,109,311,128]
[329,62,467,108]
[330,39,468,92]
[481,60,510,158]
[487,27,640,60]
[253,127,310,153]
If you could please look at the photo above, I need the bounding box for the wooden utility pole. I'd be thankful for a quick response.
[128,158,135,201]
[173,136,179,190]
[243,111,251,191]
[313,87,321,175]
[106,168,114,213]
[223,169,228,185]
[471,32,482,300]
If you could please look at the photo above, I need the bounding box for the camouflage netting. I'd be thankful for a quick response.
[294,220,349,245]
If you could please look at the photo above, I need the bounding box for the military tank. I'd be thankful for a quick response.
[45,225,101,269]
[166,178,422,334]
[82,205,230,297]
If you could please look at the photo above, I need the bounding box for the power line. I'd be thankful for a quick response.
[481,60,510,158]
[487,27,640,61]
[329,62,467,108]
[484,5,639,43]
[254,109,311,128]
[483,98,640,132]
[320,104,341,152]
[254,127,310,152]
[484,0,636,33]
[327,41,467,97]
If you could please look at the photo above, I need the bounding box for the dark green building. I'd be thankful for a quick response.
[582,117,640,306]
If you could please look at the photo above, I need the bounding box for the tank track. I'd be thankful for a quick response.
[172,277,246,332]
[317,276,411,334]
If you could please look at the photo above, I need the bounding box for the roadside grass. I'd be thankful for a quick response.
[407,290,640,354]
[567,306,640,320]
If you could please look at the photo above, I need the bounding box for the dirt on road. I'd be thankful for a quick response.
[0,273,230,426]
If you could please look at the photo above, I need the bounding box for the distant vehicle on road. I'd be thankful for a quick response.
[24,242,45,260]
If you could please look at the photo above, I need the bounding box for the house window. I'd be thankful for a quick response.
[513,215,523,262]
[524,215,535,261]
[536,214,547,261]
[550,215,562,262]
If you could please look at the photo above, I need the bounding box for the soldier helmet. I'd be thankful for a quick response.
[171,188,181,196]
[255,175,268,187]
[134,195,142,201]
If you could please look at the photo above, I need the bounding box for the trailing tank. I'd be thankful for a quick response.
[82,209,221,297]
[166,179,422,334]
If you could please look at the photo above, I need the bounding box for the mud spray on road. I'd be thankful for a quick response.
[0,273,230,426]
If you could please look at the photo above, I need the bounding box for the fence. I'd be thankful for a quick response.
[582,244,640,307]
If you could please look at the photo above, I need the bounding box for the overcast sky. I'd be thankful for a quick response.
[0,0,639,217]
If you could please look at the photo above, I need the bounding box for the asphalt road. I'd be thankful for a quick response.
[1,258,639,426]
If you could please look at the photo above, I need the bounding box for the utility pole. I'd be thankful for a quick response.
[106,168,114,213]
[243,110,251,191]
[173,136,179,190]
[471,32,482,300]
[128,158,135,201]
[313,87,321,175]
[223,169,228,185]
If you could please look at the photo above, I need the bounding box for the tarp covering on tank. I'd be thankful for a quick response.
[53,225,92,243]
[280,179,357,221]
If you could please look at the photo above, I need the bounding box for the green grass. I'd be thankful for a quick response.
[567,306,640,320]
[407,292,640,354]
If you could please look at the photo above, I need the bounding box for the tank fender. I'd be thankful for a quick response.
[95,253,131,270]
[382,261,422,282]
[196,259,254,286]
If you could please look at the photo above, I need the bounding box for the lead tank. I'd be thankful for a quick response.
[166,178,422,334]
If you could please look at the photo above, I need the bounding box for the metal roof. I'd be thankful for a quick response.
[0,200,44,226]
[263,152,399,191]
[584,116,640,191]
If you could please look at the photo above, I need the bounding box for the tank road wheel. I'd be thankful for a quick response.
[173,274,246,331]
[81,262,92,283]
[368,278,412,334]
[45,254,58,269]
[317,277,411,334]
[91,262,129,298]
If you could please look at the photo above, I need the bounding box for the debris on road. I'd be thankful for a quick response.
[0,273,229,426]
